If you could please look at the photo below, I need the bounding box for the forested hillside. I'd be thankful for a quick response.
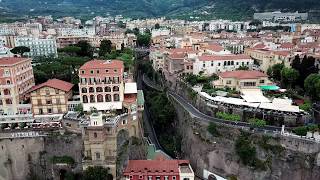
[0,0,319,21]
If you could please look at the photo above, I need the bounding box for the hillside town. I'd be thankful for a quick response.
[0,13,320,180]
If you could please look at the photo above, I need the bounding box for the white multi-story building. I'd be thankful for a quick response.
[15,37,58,57]
[193,54,254,75]
[59,27,96,37]
[151,28,171,38]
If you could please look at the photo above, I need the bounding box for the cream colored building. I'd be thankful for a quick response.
[245,48,293,72]
[29,79,73,115]
[213,70,270,90]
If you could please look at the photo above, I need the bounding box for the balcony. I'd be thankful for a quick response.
[16,67,33,76]
[1,84,15,89]
[104,113,128,126]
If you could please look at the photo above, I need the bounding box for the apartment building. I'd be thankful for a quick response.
[123,159,195,180]
[28,79,74,115]
[245,48,293,72]
[15,37,58,57]
[79,59,125,112]
[254,11,308,22]
[150,48,166,71]
[56,36,90,48]
[213,70,270,90]
[193,54,254,75]
[0,57,35,115]
[58,27,96,37]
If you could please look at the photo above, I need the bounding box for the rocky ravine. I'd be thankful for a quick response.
[172,100,320,180]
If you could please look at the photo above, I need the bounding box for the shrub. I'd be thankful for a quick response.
[248,118,266,127]
[235,133,256,166]
[293,126,308,136]
[50,156,75,165]
[216,112,241,121]
[207,122,220,136]
[299,101,312,112]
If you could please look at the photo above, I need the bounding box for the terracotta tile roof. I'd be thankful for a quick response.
[79,59,124,70]
[219,70,267,79]
[123,160,190,175]
[279,43,295,49]
[199,54,251,61]
[168,48,198,54]
[29,79,74,92]
[298,42,320,49]
[273,51,291,56]
[0,57,31,66]
[252,43,266,49]
[169,53,186,59]
[206,44,224,52]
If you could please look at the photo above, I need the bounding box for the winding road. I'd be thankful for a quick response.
[142,73,283,134]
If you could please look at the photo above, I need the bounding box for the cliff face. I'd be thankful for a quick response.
[173,101,320,180]
[0,133,83,180]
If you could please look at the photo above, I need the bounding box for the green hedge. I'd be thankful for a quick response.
[293,124,319,136]
[216,112,241,121]
[248,118,267,127]
[50,156,75,165]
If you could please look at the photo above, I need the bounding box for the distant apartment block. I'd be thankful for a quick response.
[0,57,35,115]
[58,27,96,37]
[254,11,308,22]
[15,37,58,57]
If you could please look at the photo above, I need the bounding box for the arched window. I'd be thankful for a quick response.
[4,89,10,95]
[223,61,227,66]
[90,95,95,103]
[82,88,87,93]
[6,80,10,84]
[105,94,112,102]
[114,94,120,101]
[5,99,12,104]
[96,87,103,92]
[231,61,234,65]
[82,95,88,103]
[97,94,104,102]
[227,61,231,66]
[89,87,94,93]
[94,132,97,138]
[113,86,119,92]
[105,86,111,92]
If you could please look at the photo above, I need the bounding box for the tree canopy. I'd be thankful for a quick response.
[291,55,318,87]
[10,46,30,57]
[304,74,320,101]
[267,63,284,81]
[281,67,299,88]
[83,166,112,180]
[99,40,112,57]
[75,40,94,57]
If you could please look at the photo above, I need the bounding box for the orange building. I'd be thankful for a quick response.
[0,57,34,115]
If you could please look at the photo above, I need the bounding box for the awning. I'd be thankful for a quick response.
[259,85,280,91]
